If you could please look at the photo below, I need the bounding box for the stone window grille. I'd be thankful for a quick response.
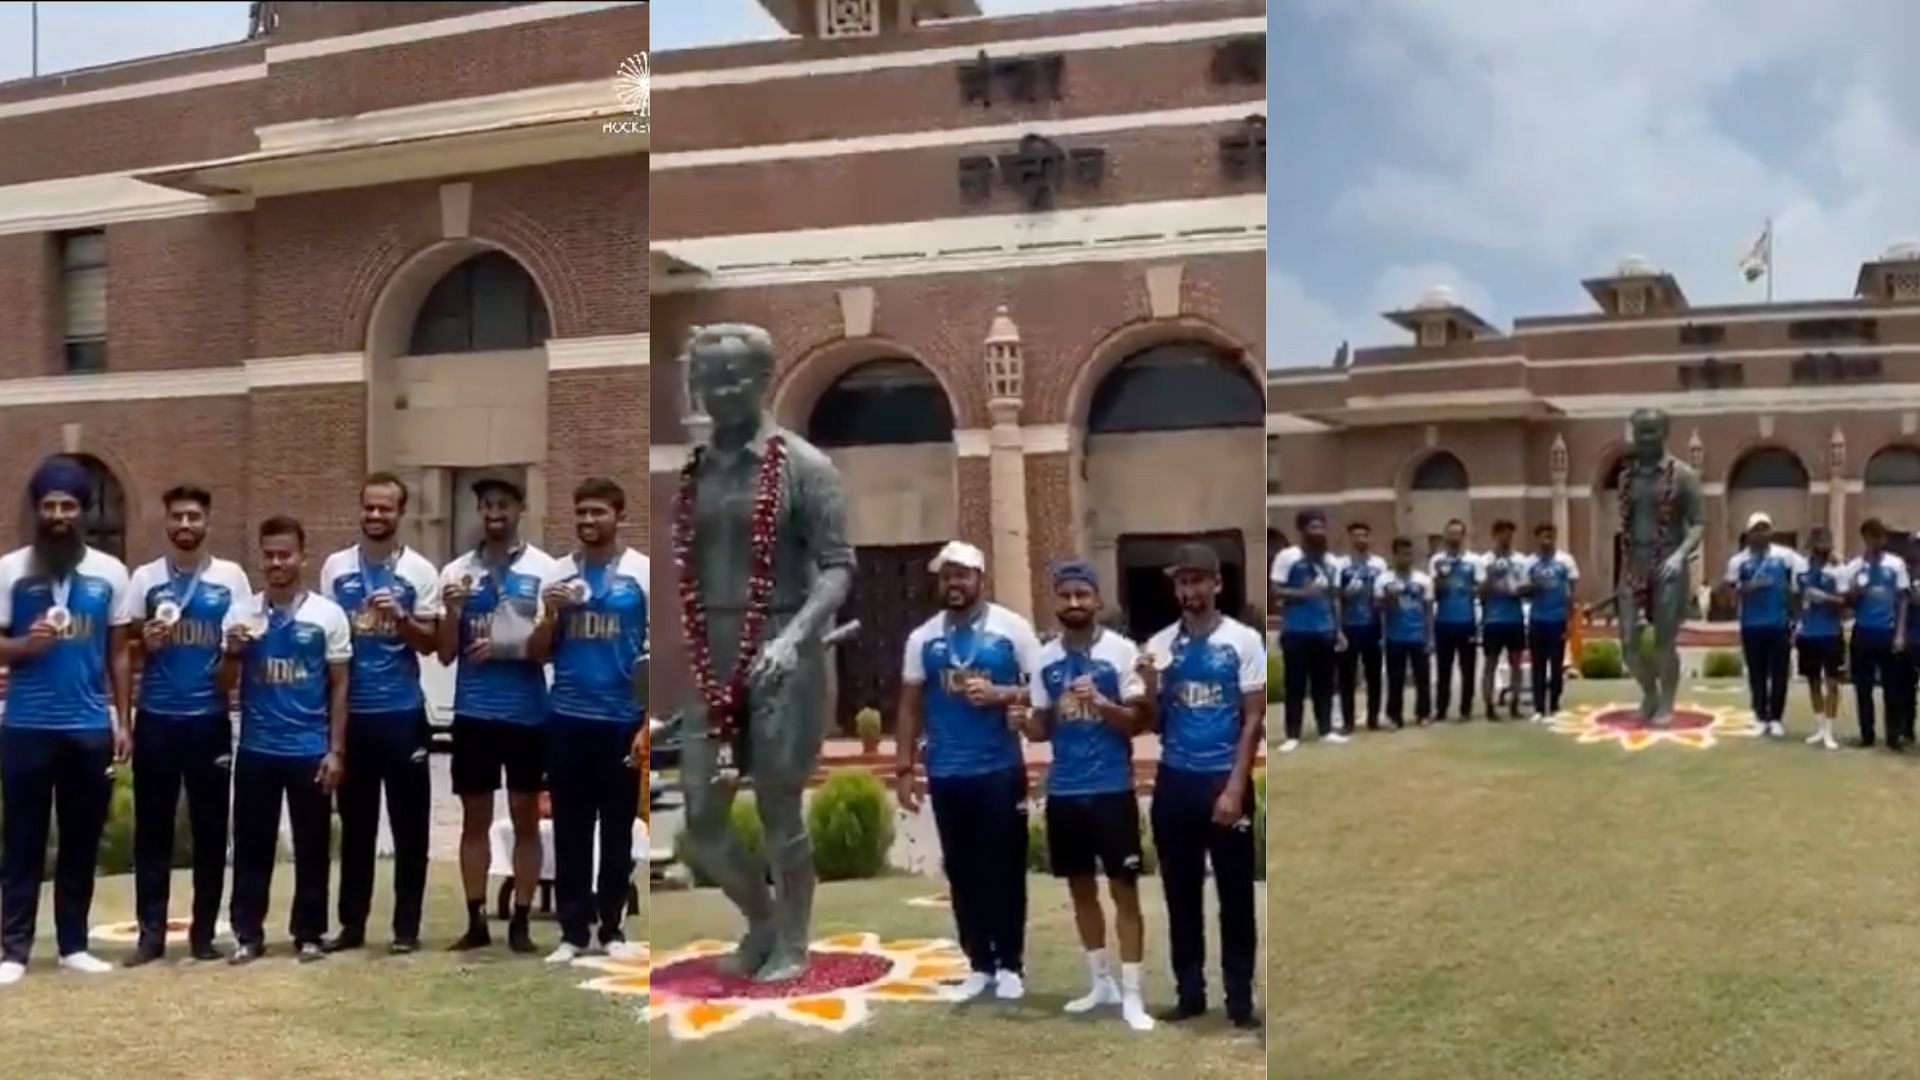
[1617,287,1646,316]
[1418,320,1446,348]
[1890,271,1920,302]
[819,0,881,38]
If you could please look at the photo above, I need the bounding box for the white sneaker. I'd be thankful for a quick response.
[1820,730,1840,751]
[544,943,581,966]
[956,971,993,1000]
[1121,992,1156,1032]
[59,952,111,975]
[1324,731,1350,745]
[1065,977,1120,1013]
[1529,713,1546,724]
[606,940,645,962]
[1770,721,1787,738]
[1278,739,1300,754]
[0,961,22,986]
[994,970,1025,1000]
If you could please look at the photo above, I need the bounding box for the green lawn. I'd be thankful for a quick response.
[1271,676,1920,1079]
[649,874,1265,1080]
[0,866,649,1080]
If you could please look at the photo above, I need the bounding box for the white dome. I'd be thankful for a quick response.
[1414,284,1459,309]
[1882,241,1920,262]
[1615,254,1660,277]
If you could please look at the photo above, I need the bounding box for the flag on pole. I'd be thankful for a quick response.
[1740,222,1772,283]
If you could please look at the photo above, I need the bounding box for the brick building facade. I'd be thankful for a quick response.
[650,0,1268,726]
[0,0,648,572]
[1268,251,1920,617]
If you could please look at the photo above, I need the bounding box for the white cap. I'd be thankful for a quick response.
[1746,511,1773,530]
[929,540,986,573]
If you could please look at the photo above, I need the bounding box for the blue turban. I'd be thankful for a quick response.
[30,457,91,510]
[1051,559,1099,592]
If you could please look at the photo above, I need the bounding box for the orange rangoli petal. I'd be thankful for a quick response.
[787,997,850,1022]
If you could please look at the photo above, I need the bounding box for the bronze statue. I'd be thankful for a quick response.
[1611,408,1705,725]
[671,324,855,983]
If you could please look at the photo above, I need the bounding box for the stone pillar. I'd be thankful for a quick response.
[1549,433,1570,544]
[983,306,1034,620]
[1828,425,1847,545]
[1687,429,1708,618]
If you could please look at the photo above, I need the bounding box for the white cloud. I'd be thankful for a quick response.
[1266,268,1348,369]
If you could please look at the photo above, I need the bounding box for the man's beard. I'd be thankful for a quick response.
[1057,609,1094,629]
[943,587,977,610]
[33,523,85,579]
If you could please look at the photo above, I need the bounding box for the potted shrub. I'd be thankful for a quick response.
[854,706,884,754]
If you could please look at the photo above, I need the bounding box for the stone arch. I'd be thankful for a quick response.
[768,337,966,433]
[363,238,562,364]
[1862,444,1920,527]
[17,453,131,563]
[1725,445,1812,547]
[1062,315,1262,429]
[1398,449,1471,545]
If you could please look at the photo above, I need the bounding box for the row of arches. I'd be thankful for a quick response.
[1405,446,1920,494]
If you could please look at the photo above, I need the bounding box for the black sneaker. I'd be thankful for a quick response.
[1157,1001,1207,1023]
[389,938,421,955]
[507,919,537,955]
[1228,1010,1260,1031]
[321,928,366,954]
[229,943,265,966]
[189,941,222,962]
[124,939,165,968]
[447,927,493,952]
[297,942,325,964]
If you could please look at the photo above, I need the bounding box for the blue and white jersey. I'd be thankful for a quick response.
[1796,557,1846,641]
[1726,545,1804,632]
[1030,629,1144,798]
[319,545,442,716]
[440,544,563,725]
[548,548,649,725]
[124,555,253,718]
[1476,549,1527,627]
[224,592,352,758]
[0,546,131,731]
[1842,552,1910,637]
[1428,550,1483,627]
[1144,616,1264,775]
[1269,546,1342,639]
[903,603,1041,779]
[1374,570,1434,646]
[1520,551,1581,627]
[1337,553,1389,630]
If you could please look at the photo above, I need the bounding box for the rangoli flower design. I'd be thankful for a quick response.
[577,932,971,1040]
[905,892,951,909]
[1548,702,1758,751]
[91,918,231,945]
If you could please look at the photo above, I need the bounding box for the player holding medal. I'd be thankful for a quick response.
[1842,518,1911,749]
[318,473,443,955]
[896,540,1043,1001]
[0,458,135,986]
[530,478,650,964]
[122,485,253,965]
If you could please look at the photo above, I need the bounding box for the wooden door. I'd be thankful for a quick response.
[835,543,944,732]
[1115,531,1248,642]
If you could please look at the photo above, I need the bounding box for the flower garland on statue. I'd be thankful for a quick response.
[1614,455,1678,611]
[672,433,789,753]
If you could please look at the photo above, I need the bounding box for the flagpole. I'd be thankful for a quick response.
[31,2,39,78]
[1766,216,1774,305]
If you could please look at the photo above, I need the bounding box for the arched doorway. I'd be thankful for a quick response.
[1726,447,1810,552]
[1863,446,1920,529]
[17,454,128,562]
[369,246,556,563]
[1084,340,1264,640]
[805,357,958,732]
[1402,451,1471,548]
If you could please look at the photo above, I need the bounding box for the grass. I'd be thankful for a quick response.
[0,865,649,1080]
[649,874,1266,1080]
[1271,676,1920,1079]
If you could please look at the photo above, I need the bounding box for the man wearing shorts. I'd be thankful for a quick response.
[1476,520,1526,721]
[1025,560,1154,1032]
[437,478,561,952]
[1795,527,1845,750]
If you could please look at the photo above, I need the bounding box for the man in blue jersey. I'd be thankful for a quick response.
[1336,522,1387,733]
[1725,512,1803,738]
[122,484,253,965]
[220,515,351,964]
[1024,560,1155,1032]
[1376,537,1434,727]
[0,458,134,986]
[1146,543,1264,1031]
[1429,519,1481,722]
[319,473,443,955]
[437,478,561,953]
[1270,509,1345,753]
[1518,523,1580,721]
[532,478,649,966]
[1795,527,1846,750]
[1477,520,1527,721]
[1842,518,1909,750]
[896,540,1043,1001]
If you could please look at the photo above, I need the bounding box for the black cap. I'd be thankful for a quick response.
[471,477,526,503]
[1165,543,1220,578]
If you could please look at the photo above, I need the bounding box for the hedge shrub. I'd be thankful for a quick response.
[1267,652,1285,704]
[672,794,765,888]
[806,770,893,881]
[1701,649,1745,679]
[1580,639,1625,679]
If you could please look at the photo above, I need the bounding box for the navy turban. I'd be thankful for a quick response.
[30,458,92,511]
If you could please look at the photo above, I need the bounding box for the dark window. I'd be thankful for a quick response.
[407,252,551,356]
[1265,436,1282,495]
[807,360,955,448]
[1728,448,1809,489]
[60,230,107,374]
[1087,342,1263,434]
[1865,447,1920,487]
[1678,323,1725,346]
[1410,451,1469,491]
[17,454,127,562]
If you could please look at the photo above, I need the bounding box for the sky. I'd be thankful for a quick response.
[1268,0,1920,368]
[652,0,1127,48]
